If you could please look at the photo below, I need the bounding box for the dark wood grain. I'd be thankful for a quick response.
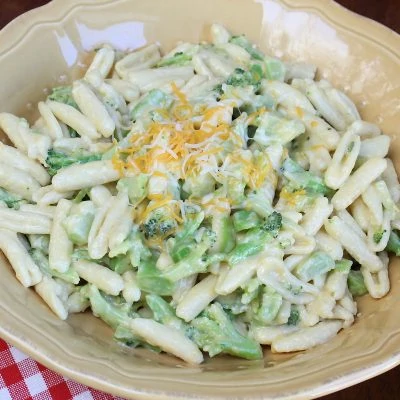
[1,1,399,399]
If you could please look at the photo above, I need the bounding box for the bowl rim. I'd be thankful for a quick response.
[1,0,400,399]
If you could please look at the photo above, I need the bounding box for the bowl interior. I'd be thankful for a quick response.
[1,0,400,399]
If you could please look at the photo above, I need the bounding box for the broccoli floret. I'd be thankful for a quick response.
[225,65,263,89]
[287,306,300,326]
[141,207,178,239]
[47,86,78,109]
[262,211,282,238]
[46,149,102,176]
[0,187,25,210]
[191,303,263,360]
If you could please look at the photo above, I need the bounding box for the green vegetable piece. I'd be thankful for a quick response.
[63,201,94,245]
[227,242,265,265]
[262,211,282,238]
[244,187,274,218]
[109,229,150,268]
[146,294,186,331]
[264,57,286,81]
[287,306,300,326]
[109,254,132,275]
[28,234,50,254]
[71,247,110,265]
[281,158,332,196]
[88,285,133,329]
[211,214,236,254]
[47,86,78,109]
[295,251,335,282]
[0,187,25,209]
[226,68,257,87]
[257,286,282,324]
[335,259,352,273]
[137,259,175,295]
[30,248,79,284]
[254,112,305,147]
[141,206,177,239]
[386,230,400,256]
[232,210,262,232]
[182,172,215,197]
[226,177,246,205]
[191,303,263,360]
[73,188,90,203]
[117,174,149,205]
[131,89,172,121]
[230,35,264,61]
[171,211,205,262]
[162,231,219,282]
[157,51,192,67]
[347,270,368,297]
[373,230,385,244]
[46,149,102,176]
[114,324,161,351]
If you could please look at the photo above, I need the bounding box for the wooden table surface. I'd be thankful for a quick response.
[1,1,399,399]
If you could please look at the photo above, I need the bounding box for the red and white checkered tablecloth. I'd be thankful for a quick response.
[0,339,126,400]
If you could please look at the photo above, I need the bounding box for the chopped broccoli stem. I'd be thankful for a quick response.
[294,251,335,282]
[30,248,79,284]
[137,259,175,296]
[88,285,134,330]
[386,230,400,256]
[227,242,265,265]
[347,270,368,297]
[146,294,186,331]
[254,285,282,324]
[157,52,192,67]
[281,158,332,196]
[335,259,352,273]
[232,210,262,232]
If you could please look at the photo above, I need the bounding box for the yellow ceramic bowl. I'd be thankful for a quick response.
[1,0,400,399]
